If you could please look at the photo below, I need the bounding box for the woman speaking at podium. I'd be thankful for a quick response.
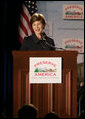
[20,13,55,51]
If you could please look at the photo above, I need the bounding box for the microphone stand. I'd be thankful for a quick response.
[41,32,66,51]
[44,39,66,51]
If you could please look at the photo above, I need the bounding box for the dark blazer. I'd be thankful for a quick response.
[20,33,55,51]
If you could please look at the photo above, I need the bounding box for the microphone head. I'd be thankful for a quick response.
[41,32,46,40]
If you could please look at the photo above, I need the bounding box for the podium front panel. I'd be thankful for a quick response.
[12,51,77,118]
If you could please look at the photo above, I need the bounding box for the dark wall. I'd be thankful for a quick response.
[0,1,23,118]
[0,0,23,51]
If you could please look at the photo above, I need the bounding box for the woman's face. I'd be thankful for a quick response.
[32,21,44,35]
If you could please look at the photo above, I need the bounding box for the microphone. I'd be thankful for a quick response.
[41,32,65,50]
[41,32,46,41]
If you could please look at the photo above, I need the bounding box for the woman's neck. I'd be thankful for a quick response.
[35,33,42,40]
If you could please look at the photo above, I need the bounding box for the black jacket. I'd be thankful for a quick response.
[20,33,55,51]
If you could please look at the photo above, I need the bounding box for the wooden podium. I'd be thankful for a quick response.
[12,51,78,118]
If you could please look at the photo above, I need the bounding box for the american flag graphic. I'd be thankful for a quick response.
[18,1,38,44]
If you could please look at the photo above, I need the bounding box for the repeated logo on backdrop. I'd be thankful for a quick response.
[63,4,84,19]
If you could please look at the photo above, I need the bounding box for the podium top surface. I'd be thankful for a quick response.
[12,50,78,57]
